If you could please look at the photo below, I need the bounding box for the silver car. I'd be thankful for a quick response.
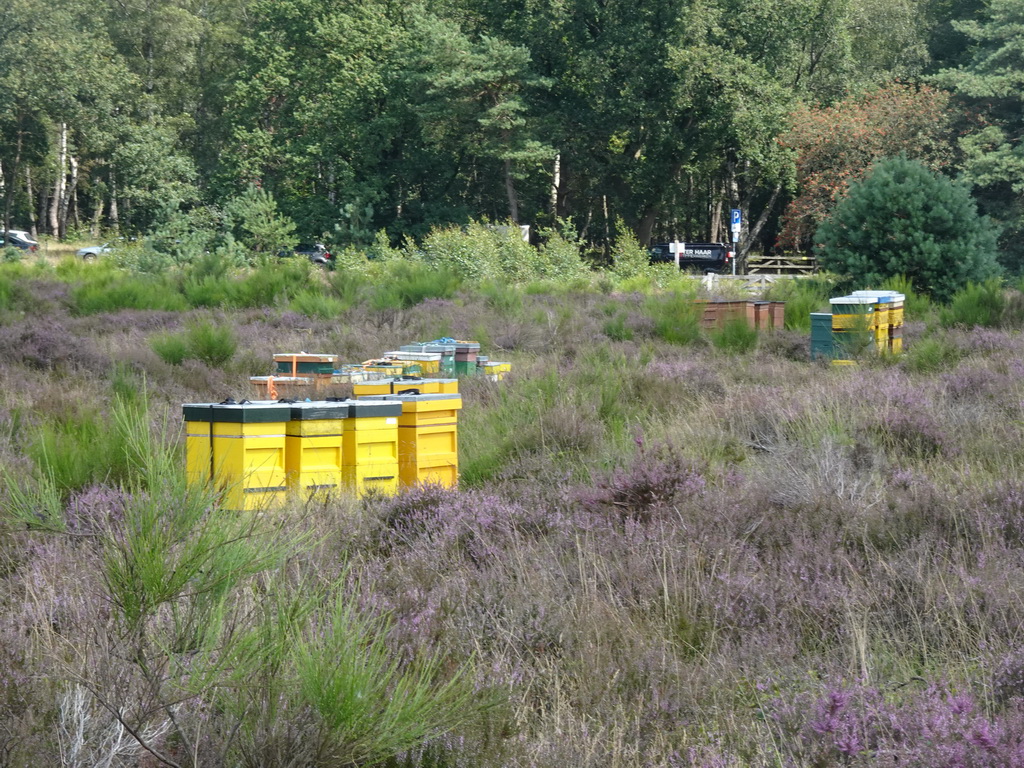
[77,242,115,259]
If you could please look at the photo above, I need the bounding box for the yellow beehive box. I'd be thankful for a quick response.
[352,377,457,397]
[360,393,462,427]
[352,380,395,397]
[285,402,348,502]
[397,422,458,464]
[830,296,875,330]
[851,290,904,329]
[399,459,459,489]
[341,400,401,497]
[482,362,512,381]
[342,464,400,497]
[383,351,442,374]
[183,401,292,510]
[343,427,400,465]
[361,394,461,489]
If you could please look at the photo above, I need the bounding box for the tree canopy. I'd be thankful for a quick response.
[0,0,1022,269]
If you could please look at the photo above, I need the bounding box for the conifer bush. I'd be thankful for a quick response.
[816,156,1000,302]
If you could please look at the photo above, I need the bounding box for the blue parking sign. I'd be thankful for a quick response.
[731,209,742,227]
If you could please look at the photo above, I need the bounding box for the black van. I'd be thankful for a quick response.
[649,242,733,273]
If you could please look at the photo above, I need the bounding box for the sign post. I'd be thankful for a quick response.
[730,209,742,276]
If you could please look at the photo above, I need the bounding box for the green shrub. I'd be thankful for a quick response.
[151,332,191,365]
[602,313,633,341]
[644,290,702,346]
[226,260,307,308]
[22,396,151,494]
[185,319,237,367]
[880,274,932,321]
[764,276,835,331]
[291,290,348,319]
[326,269,369,309]
[475,279,523,315]
[940,278,1006,328]
[385,259,462,307]
[536,225,589,280]
[710,317,759,353]
[903,333,963,374]
[419,223,501,280]
[609,223,650,280]
[182,274,232,308]
[71,275,189,314]
[222,185,298,259]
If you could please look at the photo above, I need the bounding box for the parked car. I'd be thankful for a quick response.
[2,232,38,252]
[5,229,38,246]
[649,242,733,273]
[280,243,334,267]
[77,242,115,259]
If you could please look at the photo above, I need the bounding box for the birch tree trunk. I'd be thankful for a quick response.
[49,122,67,236]
[59,153,79,239]
[109,169,119,230]
[550,153,560,217]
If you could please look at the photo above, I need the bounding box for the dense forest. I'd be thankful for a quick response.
[2,0,1023,266]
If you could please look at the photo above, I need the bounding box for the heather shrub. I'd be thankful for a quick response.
[579,441,707,523]
[770,682,1024,767]
[865,406,956,459]
[0,320,105,372]
[941,278,1006,328]
[710,317,759,354]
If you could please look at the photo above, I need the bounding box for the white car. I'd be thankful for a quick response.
[77,242,114,259]
[4,229,38,245]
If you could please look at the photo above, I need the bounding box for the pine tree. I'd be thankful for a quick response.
[815,156,999,301]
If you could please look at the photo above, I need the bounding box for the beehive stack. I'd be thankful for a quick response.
[342,400,401,497]
[850,290,905,354]
[829,296,876,362]
[285,401,348,502]
[362,393,462,489]
[183,401,293,510]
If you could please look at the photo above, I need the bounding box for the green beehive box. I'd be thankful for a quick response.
[810,312,835,360]
[275,361,335,375]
